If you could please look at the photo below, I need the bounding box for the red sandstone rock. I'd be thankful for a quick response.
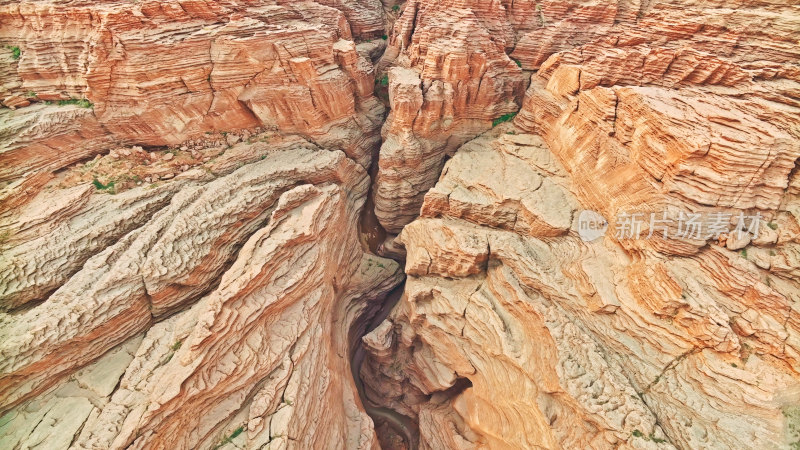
[2,0,800,449]
[0,0,386,182]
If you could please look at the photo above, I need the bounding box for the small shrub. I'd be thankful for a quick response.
[9,46,20,60]
[25,91,36,98]
[58,98,93,108]
[92,178,116,193]
[632,429,644,438]
[214,426,245,449]
[767,222,778,230]
[513,59,522,68]
[740,248,748,259]
[378,74,389,86]
[171,340,182,351]
[382,34,388,40]
[536,4,546,22]
[392,4,400,12]
[492,112,517,127]
[649,433,667,444]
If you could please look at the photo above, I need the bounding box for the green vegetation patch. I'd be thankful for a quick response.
[492,112,517,127]
[92,178,116,193]
[9,46,20,60]
[214,426,245,449]
[58,98,93,108]
[783,406,800,449]
[650,433,667,444]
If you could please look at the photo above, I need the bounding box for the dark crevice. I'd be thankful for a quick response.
[360,144,388,254]
[350,282,420,450]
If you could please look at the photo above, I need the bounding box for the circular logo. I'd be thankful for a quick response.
[577,210,608,242]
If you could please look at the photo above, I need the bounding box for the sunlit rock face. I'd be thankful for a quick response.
[362,123,800,448]
[360,0,800,449]
[372,0,800,232]
[0,135,403,449]
[1,0,800,449]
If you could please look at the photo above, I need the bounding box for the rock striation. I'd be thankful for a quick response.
[2,0,800,449]
[373,0,526,232]
[363,122,800,448]
[360,0,800,448]
[0,0,385,182]
[0,135,403,448]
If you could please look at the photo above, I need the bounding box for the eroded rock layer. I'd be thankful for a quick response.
[0,135,404,449]
[1,0,800,449]
[361,0,800,448]
[363,122,800,448]
[0,0,385,181]
[373,0,526,232]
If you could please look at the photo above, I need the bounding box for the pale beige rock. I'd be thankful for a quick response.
[0,105,118,182]
[0,336,141,450]
[0,181,189,310]
[0,140,403,444]
[75,179,402,449]
[421,126,577,237]
[363,121,800,448]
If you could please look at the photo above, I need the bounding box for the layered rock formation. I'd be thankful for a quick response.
[362,123,800,448]
[0,134,403,448]
[0,1,406,448]
[2,0,800,449]
[359,0,800,449]
[373,0,526,232]
[0,0,385,181]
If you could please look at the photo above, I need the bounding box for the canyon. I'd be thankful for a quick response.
[1,0,799,449]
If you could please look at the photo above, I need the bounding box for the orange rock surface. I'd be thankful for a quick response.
[0,0,385,181]
[1,0,800,449]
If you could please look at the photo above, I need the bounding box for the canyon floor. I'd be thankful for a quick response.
[1,0,800,449]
